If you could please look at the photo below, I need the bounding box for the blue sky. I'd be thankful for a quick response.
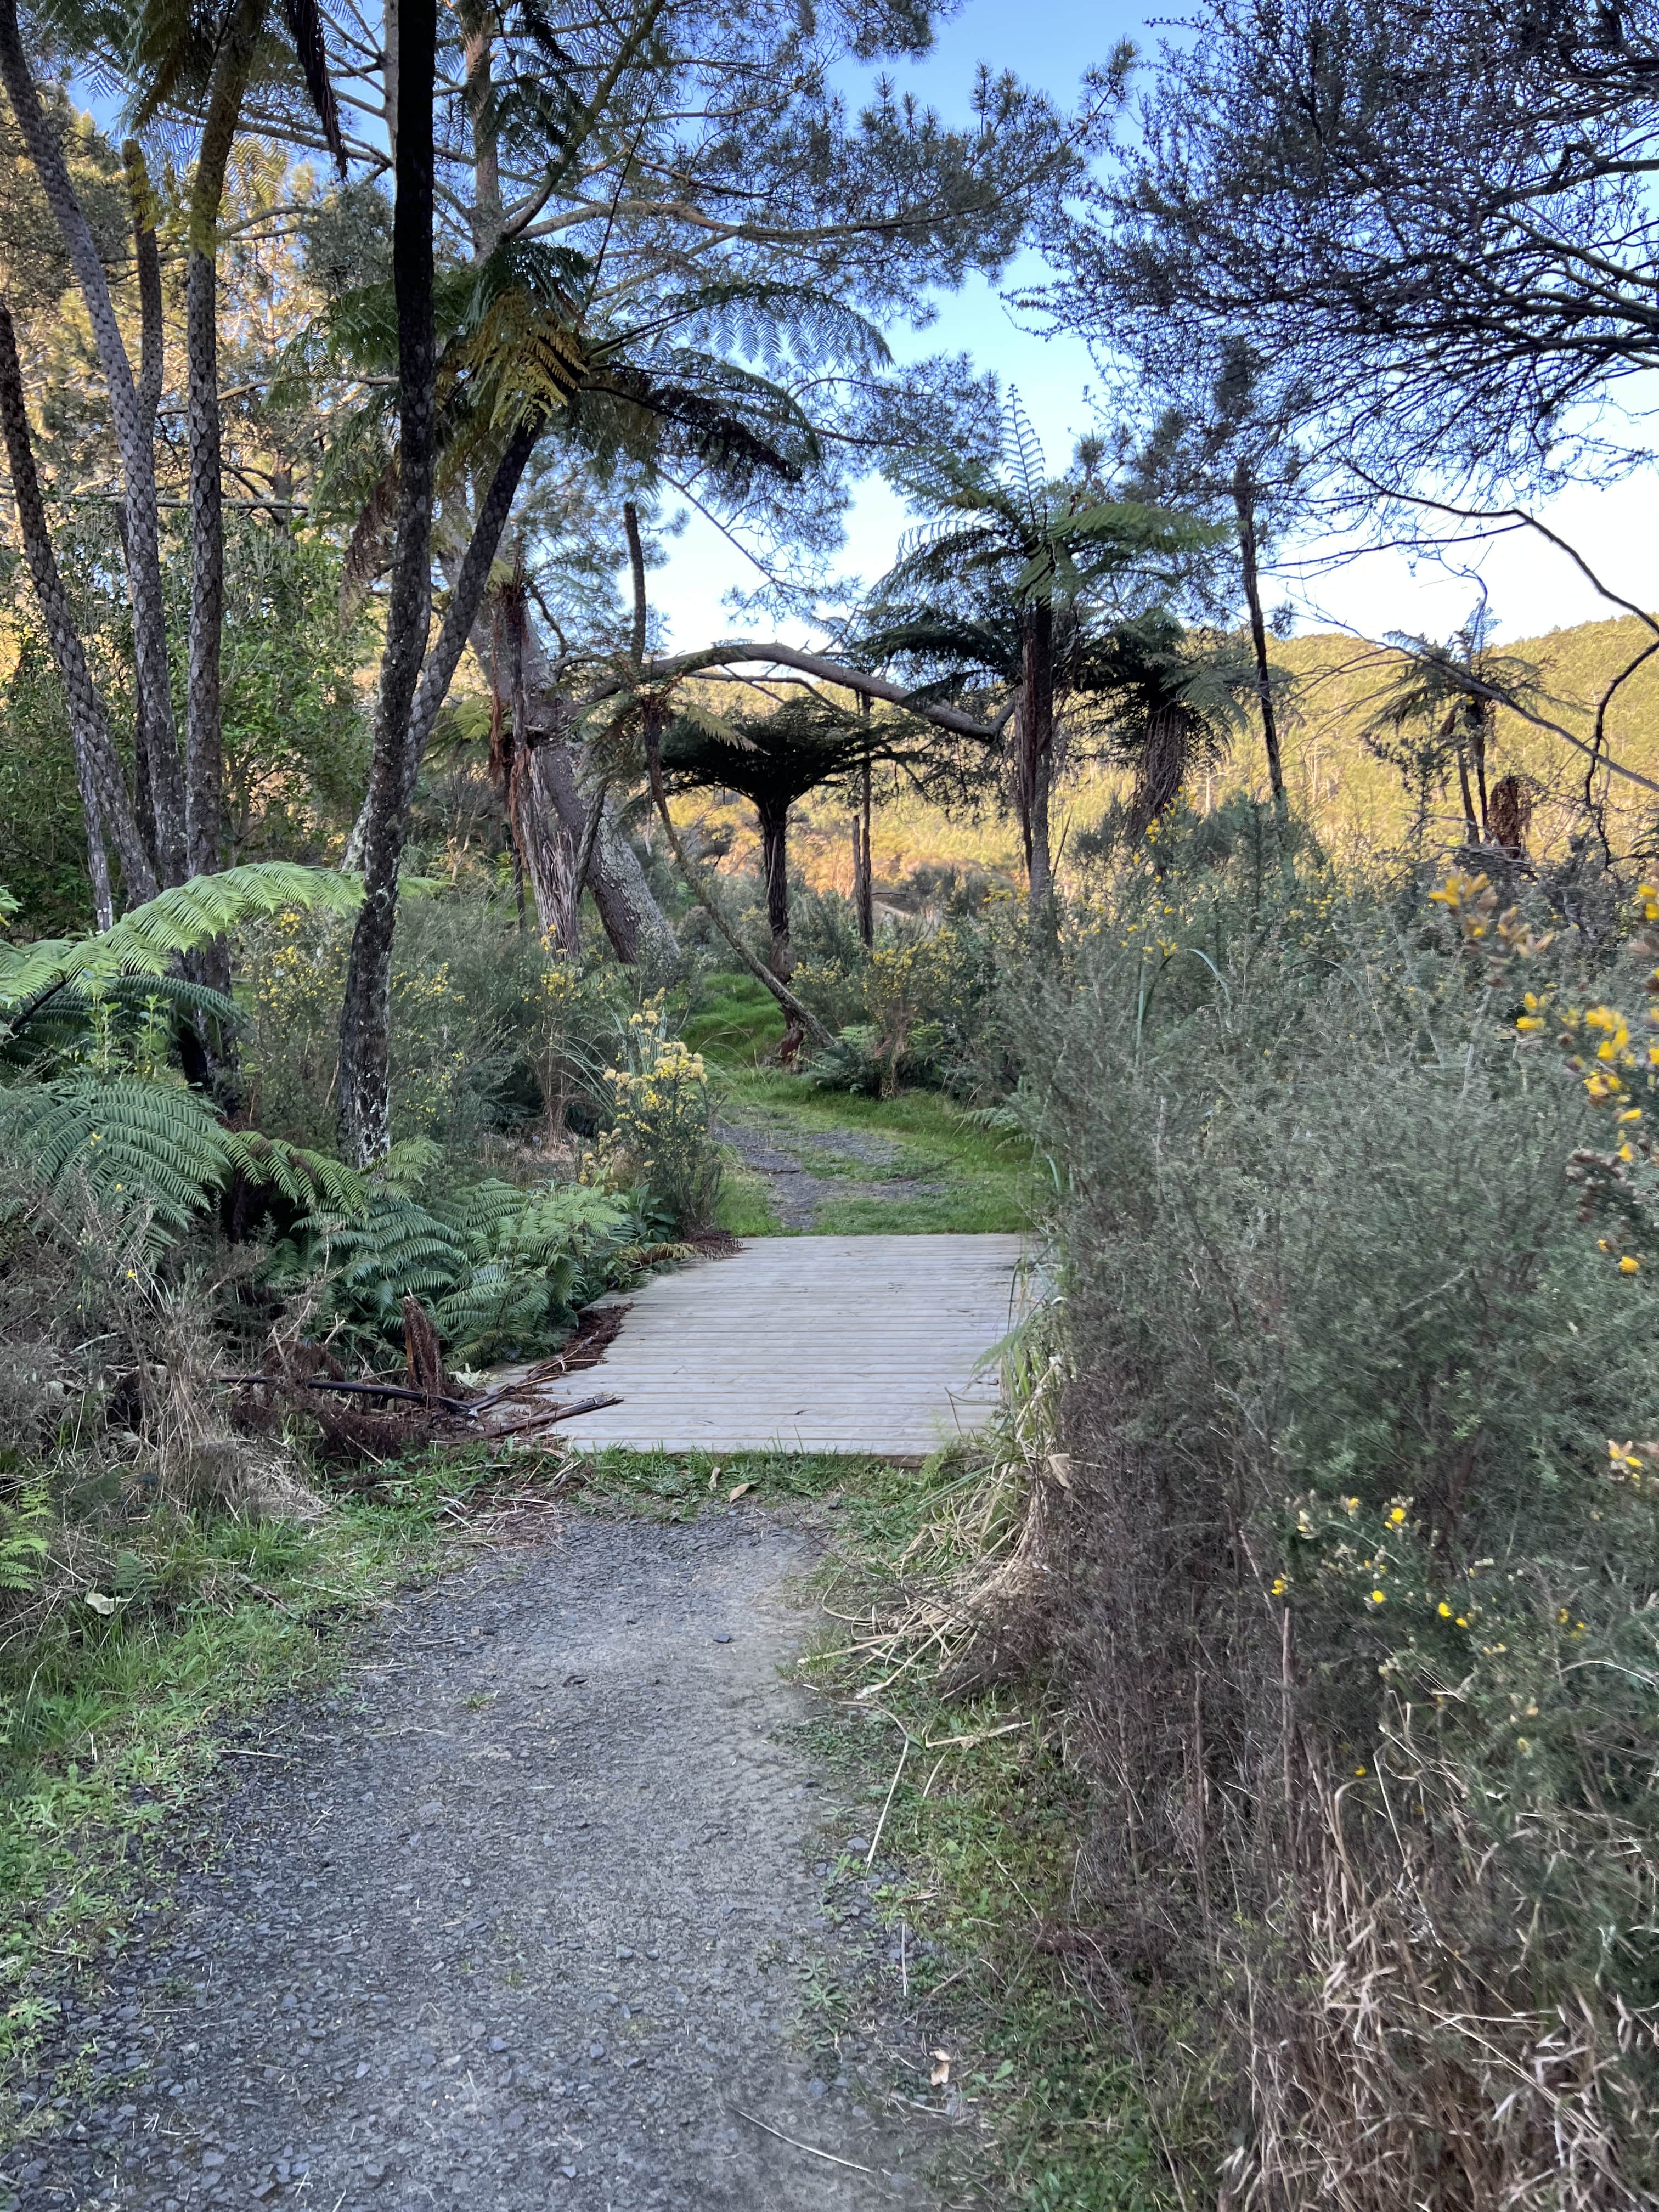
[647,0,1659,654]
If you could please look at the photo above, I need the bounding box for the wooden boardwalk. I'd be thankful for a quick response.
[543,1233,1026,1457]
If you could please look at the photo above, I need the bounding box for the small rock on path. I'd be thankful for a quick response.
[3,1515,933,2211]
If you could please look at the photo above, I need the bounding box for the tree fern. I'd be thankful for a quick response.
[222,1132,368,1215]
[0,864,363,1031]
[0,1074,232,1238]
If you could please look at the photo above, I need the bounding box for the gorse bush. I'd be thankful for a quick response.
[801,917,1002,1094]
[585,995,723,1234]
[996,811,1659,2209]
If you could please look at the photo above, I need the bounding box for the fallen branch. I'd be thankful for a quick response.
[218,1373,475,1417]
[484,1391,624,1437]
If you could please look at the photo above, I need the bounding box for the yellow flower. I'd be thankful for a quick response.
[1369,1589,1386,1605]
[1437,1601,1452,1618]
[1271,1576,1286,1596]
[1353,1764,1367,1778]
[1620,1255,1641,1273]
[1388,1504,1406,1525]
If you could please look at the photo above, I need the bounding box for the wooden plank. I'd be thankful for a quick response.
[531,1233,1027,1457]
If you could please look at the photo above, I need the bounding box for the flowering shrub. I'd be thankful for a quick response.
[999,830,1659,2207]
[583,996,723,1233]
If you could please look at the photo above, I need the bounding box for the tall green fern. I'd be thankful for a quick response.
[0,864,363,1035]
[0,1075,232,1238]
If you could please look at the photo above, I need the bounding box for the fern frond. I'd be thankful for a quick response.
[0,865,364,1021]
[0,1075,230,1238]
[223,1132,369,1214]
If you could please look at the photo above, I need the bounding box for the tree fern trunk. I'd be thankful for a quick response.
[338,0,439,1167]
[0,301,156,913]
[0,0,185,883]
[1022,600,1056,907]
[1233,459,1288,816]
[758,797,794,978]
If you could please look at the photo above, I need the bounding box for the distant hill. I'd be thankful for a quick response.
[673,610,1659,905]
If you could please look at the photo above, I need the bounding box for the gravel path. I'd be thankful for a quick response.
[2,1515,936,2212]
[717,1116,945,1231]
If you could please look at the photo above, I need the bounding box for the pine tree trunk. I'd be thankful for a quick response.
[0,0,185,881]
[758,798,794,977]
[1233,459,1287,815]
[0,301,156,913]
[337,0,439,1167]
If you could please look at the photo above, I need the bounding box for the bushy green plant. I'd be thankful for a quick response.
[585,994,724,1234]
[802,918,1000,1094]
[272,1174,636,1367]
[997,814,1659,2207]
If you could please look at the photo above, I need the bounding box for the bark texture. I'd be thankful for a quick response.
[0,301,156,915]
[466,597,680,969]
[185,0,267,884]
[337,0,439,1166]
[0,0,184,881]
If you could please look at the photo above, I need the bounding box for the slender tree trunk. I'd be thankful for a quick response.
[1018,601,1056,906]
[0,301,156,915]
[757,797,793,977]
[1233,459,1287,815]
[0,0,185,882]
[185,0,266,887]
[854,709,874,947]
[337,0,439,1166]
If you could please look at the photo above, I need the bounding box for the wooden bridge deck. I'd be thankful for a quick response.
[543,1233,1028,1458]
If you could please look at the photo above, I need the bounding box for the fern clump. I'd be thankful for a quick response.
[276,1176,635,1366]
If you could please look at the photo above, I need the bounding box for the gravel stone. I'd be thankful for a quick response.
[2,1515,927,2210]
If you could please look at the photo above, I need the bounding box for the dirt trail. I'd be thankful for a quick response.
[3,1515,938,2211]
[717,1114,945,1231]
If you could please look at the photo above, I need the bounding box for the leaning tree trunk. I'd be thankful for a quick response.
[1233,458,1288,816]
[757,797,794,978]
[337,0,439,1167]
[464,596,680,969]
[0,301,156,917]
[0,0,185,883]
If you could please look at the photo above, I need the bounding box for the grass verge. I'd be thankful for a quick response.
[0,1451,528,2094]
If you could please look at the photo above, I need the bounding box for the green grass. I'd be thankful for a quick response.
[0,1451,524,2090]
[683,971,787,1068]
[689,969,1033,1235]
[718,1070,1032,1235]
[760,1444,1188,2208]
